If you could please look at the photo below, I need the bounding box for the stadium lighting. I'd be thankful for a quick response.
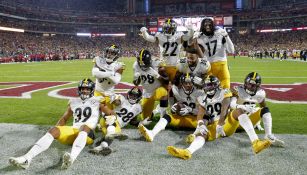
[77,33,91,36]
[0,26,24,33]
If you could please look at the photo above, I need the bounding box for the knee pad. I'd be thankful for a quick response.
[260,107,270,117]
[160,99,168,108]
[163,114,171,123]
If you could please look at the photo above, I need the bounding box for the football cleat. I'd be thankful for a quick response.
[61,152,74,170]
[185,134,195,144]
[9,156,30,169]
[138,124,153,142]
[252,139,271,154]
[265,135,285,147]
[167,146,192,160]
[89,145,112,156]
[105,133,128,141]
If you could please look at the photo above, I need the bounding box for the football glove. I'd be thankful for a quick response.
[254,121,264,131]
[192,76,203,86]
[105,115,117,125]
[138,117,152,126]
[171,104,177,114]
[216,124,226,138]
[179,105,193,116]
[194,124,208,136]
[140,27,148,33]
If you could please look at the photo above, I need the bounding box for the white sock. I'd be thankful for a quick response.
[151,117,168,137]
[159,107,167,117]
[262,113,272,137]
[24,132,54,161]
[70,131,88,161]
[107,125,116,135]
[187,136,205,154]
[238,114,258,142]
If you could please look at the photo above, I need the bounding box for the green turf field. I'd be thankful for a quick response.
[0,57,306,134]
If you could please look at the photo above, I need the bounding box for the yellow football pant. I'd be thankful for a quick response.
[94,91,113,109]
[168,114,197,128]
[55,126,94,145]
[99,118,122,136]
[209,61,230,89]
[141,87,168,119]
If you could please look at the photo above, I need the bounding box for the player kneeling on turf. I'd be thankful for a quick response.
[9,78,103,170]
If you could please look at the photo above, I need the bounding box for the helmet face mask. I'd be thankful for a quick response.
[137,49,151,71]
[181,74,194,94]
[163,19,177,36]
[78,78,95,100]
[200,17,214,36]
[204,76,220,96]
[104,45,120,64]
[244,72,261,96]
[127,87,142,104]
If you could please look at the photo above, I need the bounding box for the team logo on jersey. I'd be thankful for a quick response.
[231,83,307,104]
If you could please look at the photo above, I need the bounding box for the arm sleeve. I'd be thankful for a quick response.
[230,97,238,109]
[108,72,122,84]
[224,36,235,54]
[92,67,113,78]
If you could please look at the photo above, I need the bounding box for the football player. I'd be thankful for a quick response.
[133,49,169,121]
[193,17,235,89]
[140,18,194,81]
[138,73,204,142]
[167,76,270,160]
[92,44,124,109]
[229,72,284,147]
[173,46,211,88]
[90,87,152,154]
[9,79,106,169]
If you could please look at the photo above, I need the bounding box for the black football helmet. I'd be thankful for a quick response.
[200,17,215,37]
[104,44,120,64]
[203,75,220,96]
[78,78,95,100]
[127,87,142,104]
[137,49,152,71]
[180,73,194,94]
[162,18,177,36]
[244,72,261,96]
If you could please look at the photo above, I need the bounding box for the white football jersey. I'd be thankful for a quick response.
[133,59,163,98]
[234,85,265,105]
[175,88,204,115]
[69,96,103,130]
[197,88,229,121]
[113,95,142,127]
[196,28,228,63]
[176,57,210,77]
[93,56,123,96]
[155,32,184,66]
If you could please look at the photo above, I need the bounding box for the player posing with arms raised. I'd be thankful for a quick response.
[229,72,284,147]
[92,44,124,109]
[194,17,235,89]
[140,18,194,81]
[90,87,152,154]
[138,74,204,142]
[133,49,169,122]
[9,79,104,169]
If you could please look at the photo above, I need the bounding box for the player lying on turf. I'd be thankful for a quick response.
[167,76,271,160]
[89,87,152,154]
[9,78,103,169]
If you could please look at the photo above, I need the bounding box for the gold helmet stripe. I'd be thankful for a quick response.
[252,72,257,80]
[168,19,171,24]
[139,49,145,65]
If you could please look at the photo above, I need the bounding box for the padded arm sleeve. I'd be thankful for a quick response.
[92,67,113,78]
